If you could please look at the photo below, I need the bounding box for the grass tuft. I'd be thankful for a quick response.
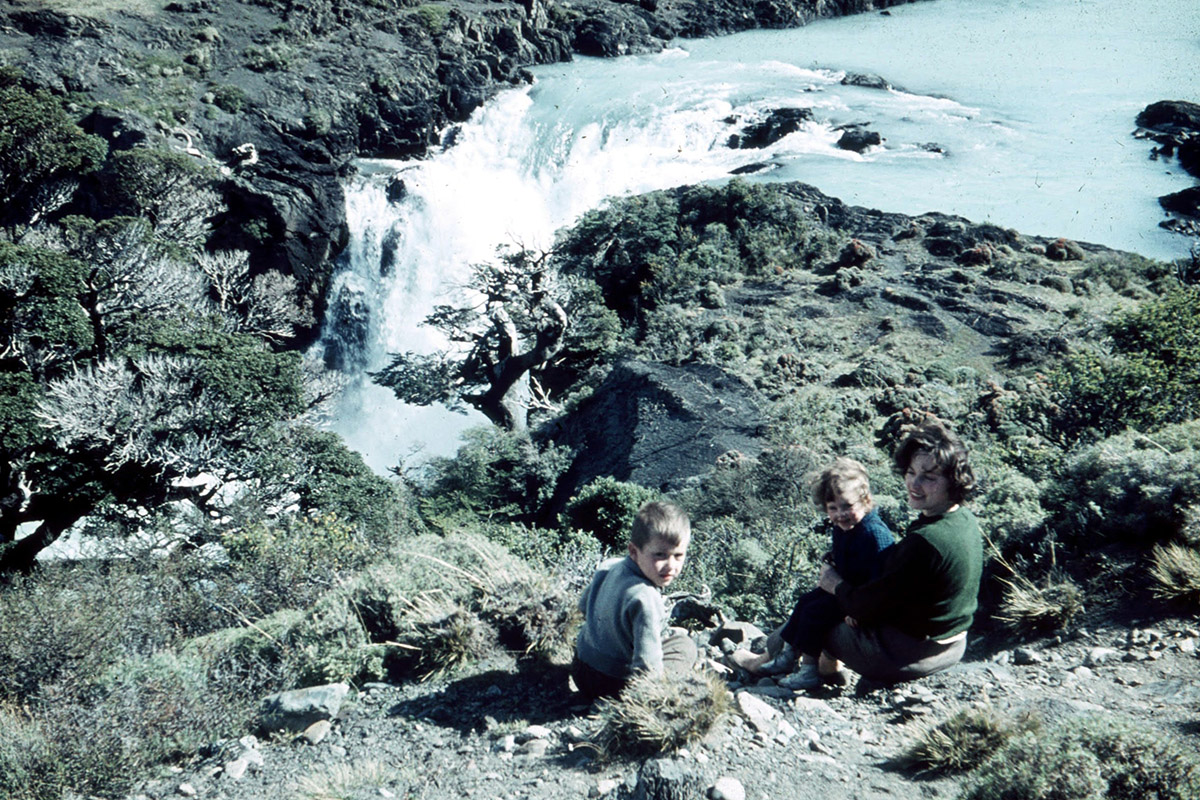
[293,759,406,800]
[1148,542,1200,607]
[903,706,1040,775]
[589,671,730,759]
[995,573,1083,634]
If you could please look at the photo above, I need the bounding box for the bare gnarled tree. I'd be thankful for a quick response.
[372,247,570,432]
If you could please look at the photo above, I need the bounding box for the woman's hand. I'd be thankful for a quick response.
[818,563,843,595]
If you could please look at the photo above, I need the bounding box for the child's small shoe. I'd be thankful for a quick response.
[777,662,822,690]
[757,643,798,676]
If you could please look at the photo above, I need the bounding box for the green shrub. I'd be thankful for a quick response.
[972,469,1047,553]
[222,513,374,613]
[0,565,161,702]
[964,728,1105,800]
[0,703,55,800]
[303,107,332,137]
[416,427,571,529]
[562,476,658,550]
[244,42,297,72]
[1048,421,1200,544]
[209,83,248,113]
[0,68,107,231]
[590,671,730,759]
[686,515,823,625]
[411,4,450,35]
[964,715,1200,800]
[1046,285,1200,441]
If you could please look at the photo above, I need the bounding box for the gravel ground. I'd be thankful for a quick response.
[138,618,1200,800]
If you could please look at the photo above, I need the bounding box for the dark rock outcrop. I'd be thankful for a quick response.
[727,107,813,149]
[837,127,883,152]
[545,359,768,509]
[1136,100,1200,234]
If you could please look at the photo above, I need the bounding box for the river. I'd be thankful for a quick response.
[322,0,1200,472]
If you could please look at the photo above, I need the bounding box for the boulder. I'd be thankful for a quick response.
[1160,185,1200,218]
[837,128,882,152]
[1136,99,1200,132]
[544,359,769,512]
[259,683,350,734]
[618,758,706,800]
[840,72,891,90]
[727,108,814,149]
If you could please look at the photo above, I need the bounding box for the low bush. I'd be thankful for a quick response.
[1045,284,1200,442]
[562,476,659,550]
[1047,421,1200,545]
[964,715,1200,800]
[685,515,824,625]
[590,671,730,759]
[414,427,571,529]
[0,703,54,800]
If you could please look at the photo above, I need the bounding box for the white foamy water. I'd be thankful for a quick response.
[324,0,1200,472]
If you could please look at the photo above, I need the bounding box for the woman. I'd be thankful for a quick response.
[817,419,983,684]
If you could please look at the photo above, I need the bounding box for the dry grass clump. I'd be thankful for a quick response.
[480,576,579,665]
[903,705,1040,775]
[590,671,731,759]
[1148,542,1200,607]
[388,595,497,682]
[293,759,406,800]
[995,573,1083,635]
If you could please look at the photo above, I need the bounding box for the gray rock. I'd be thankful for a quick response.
[735,690,779,733]
[259,683,350,734]
[301,719,333,745]
[1013,647,1043,665]
[619,758,706,800]
[1085,647,1119,667]
[709,776,745,800]
[711,621,767,648]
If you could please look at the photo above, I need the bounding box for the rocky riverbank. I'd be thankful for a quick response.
[0,0,923,344]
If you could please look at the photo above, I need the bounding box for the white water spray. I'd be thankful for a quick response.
[320,0,1200,472]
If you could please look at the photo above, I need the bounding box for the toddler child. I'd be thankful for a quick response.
[732,457,894,688]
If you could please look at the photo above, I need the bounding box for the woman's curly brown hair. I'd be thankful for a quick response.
[893,419,976,503]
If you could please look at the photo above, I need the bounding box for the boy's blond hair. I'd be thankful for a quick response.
[630,500,690,548]
[809,457,873,508]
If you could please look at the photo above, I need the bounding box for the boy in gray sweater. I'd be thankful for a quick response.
[572,500,698,701]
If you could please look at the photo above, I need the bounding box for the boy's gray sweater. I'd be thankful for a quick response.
[575,555,667,679]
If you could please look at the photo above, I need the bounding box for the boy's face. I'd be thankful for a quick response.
[825,493,869,531]
[629,534,689,588]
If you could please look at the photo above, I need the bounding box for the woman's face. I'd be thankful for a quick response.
[904,451,957,516]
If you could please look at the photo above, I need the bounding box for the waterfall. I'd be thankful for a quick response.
[318,0,1200,473]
